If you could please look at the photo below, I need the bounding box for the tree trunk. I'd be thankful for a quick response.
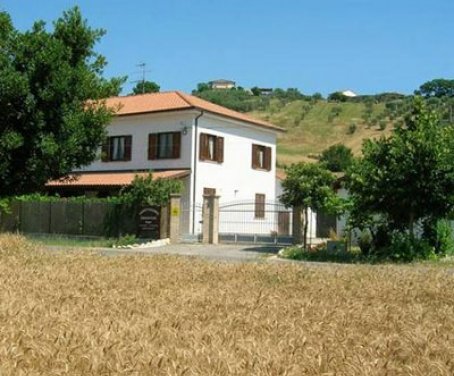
[303,207,309,250]
[409,211,415,241]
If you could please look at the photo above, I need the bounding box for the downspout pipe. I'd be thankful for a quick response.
[192,110,204,234]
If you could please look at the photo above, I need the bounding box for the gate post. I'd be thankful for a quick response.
[169,194,181,244]
[202,194,219,244]
[292,206,303,245]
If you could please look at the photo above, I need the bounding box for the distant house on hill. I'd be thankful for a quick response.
[341,90,357,98]
[209,79,236,90]
[258,88,273,96]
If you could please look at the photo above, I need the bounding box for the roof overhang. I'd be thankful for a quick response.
[46,170,190,188]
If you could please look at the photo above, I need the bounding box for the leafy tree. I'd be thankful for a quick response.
[193,82,211,94]
[280,163,336,249]
[119,173,183,207]
[0,7,125,196]
[132,80,160,94]
[347,98,454,250]
[328,92,348,102]
[192,88,255,112]
[319,144,354,172]
[417,78,454,98]
[251,86,261,96]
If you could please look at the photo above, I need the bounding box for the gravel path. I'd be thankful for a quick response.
[46,243,284,263]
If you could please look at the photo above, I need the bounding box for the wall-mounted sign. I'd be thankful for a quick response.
[171,207,180,217]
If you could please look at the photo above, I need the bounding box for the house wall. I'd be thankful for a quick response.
[78,111,196,173]
[194,114,276,203]
[191,114,278,234]
[76,110,282,236]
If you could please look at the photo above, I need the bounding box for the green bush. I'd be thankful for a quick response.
[379,120,388,130]
[112,234,138,247]
[278,246,304,260]
[435,220,454,256]
[383,233,435,262]
[358,229,372,255]
[348,123,357,134]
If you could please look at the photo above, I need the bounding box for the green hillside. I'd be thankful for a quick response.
[193,85,454,166]
[249,99,393,165]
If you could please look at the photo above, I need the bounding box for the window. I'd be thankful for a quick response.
[101,135,132,162]
[148,132,181,160]
[255,194,266,219]
[199,133,224,163]
[252,144,272,171]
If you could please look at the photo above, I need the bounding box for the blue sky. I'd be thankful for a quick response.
[1,0,453,96]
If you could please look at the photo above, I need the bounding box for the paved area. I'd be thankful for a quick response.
[47,243,285,263]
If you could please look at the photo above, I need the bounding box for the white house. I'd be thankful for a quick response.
[47,91,285,237]
[208,79,236,90]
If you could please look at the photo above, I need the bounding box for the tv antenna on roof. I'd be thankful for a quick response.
[131,62,152,94]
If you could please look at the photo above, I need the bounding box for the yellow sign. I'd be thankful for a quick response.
[171,207,180,217]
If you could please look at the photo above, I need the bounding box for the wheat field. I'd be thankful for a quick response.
[1,234,454,375]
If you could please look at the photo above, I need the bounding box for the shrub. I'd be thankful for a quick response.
[358,229,373,255]
[383,233,435,262]
[319,144,354,172]
[278,246,304,260]
[348,123,357,134]
[379,120,388,130]
[435,219,454,256]
[112,234,138,247]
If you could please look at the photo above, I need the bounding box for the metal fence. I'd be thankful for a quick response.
[218,200,294,245]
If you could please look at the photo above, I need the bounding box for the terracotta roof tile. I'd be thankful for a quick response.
[103,91,284,132]
[46,170,190,187]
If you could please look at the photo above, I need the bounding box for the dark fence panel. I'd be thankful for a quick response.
[83,202,109,236]
[65,202,84,235]
[21,202,51,234]
[50,201,67,234]
[0,200,164,239]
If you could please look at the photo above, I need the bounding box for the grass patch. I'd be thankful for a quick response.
[27,234,114,248]
[251,101,392,164]
[1,234,454,374]
[27,234,139,248]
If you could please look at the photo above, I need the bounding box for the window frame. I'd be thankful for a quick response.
[102,135,132,162]
[148,131,181,160]
[199,133,224,163]
[252,144,272,171]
